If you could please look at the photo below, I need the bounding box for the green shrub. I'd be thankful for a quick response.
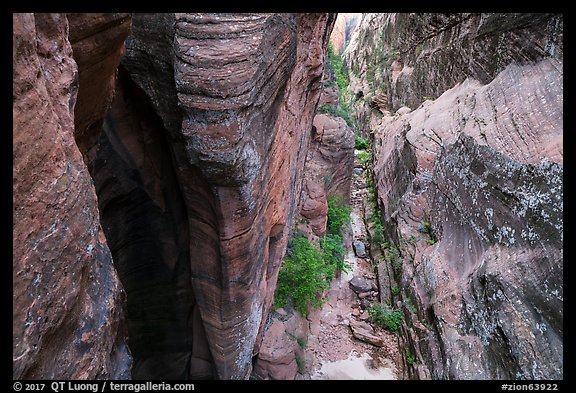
[295,352,305,373]
[406,350,416,366]
[368,303,403,331]
[419,219,438,244]
[318,103,353,128]
[391,286,400,297]
[274,194,352,316]
[385,246,402,273]
[327,195,351,236]
[328,42,349,98]
[321,234,351,274]
[355,134,369,150]
[357,150,371,166]
[274,234,333,316]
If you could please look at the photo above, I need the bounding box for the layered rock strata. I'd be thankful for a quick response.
[92,13,336,380]
[346,13,563,379]
[14,12,336,381]
[345,13,563,131]
[13,13,132,379]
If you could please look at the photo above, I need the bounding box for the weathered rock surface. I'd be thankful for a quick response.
[67,13,132,157]
[251,319,298,380]
[347,13,562,380]
[349,276,373,294]
[345,13,563,129]
[329,13,361,55]
[352,240,366,258]
[349,319,385,347]
[13,13,131,379]
[90,13,336,380]
[298,113,354,238]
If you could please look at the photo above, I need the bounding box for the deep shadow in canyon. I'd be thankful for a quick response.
[91,67,216,379]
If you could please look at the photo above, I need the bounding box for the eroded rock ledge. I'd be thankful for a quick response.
[92,13,336,380]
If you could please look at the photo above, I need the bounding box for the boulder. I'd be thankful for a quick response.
[349,276,373,293]
[349,320,385,347]
[353,240,367,258]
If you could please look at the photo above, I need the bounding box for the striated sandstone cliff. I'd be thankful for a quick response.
[299,113,355,238]
[13,12,336,380]
[345,13,563,132]
[330,13,361,55]
[346,13,563,379]
[90,13,336,379]
[13,13,132,379]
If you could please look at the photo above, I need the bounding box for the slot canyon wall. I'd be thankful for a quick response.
[13,13,132,379]
[345,13,563,379]
[13,12,336,380]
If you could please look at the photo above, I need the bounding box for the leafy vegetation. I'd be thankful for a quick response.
[318,103,353,127]
[368,303,403,331]
[274,195,352,316]
[274,234,333,315]
[356,150,371,166]
[391,286,400,297]
[295,352,305,373]
[327,42,349,100]
[319,43,355,128]
[418,218,438,245]
[321,234,351,274]
[384,244,403,273]
[355,134,369,150]
[406,350,416,366]
[327,195,351,236]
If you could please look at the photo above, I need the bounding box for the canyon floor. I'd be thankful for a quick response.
[306,153,404,380]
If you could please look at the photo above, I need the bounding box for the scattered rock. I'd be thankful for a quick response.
[353,168,363,175]
[360,299,372,309]
[352,240,367,258]
[349,319,384,347]
[359,311,370,321]
[358,292,372,299]
[349,276,373,293]
[352,308,360,317]
[276,308,288,317]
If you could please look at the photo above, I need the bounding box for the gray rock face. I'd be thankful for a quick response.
[352,240,367,258]
[346,13,563,380]
[349,276,373,294]
[345,13,563,129]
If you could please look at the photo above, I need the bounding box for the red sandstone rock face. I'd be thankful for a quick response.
[349,13,563,379]
[299,113,354,238]
[93,13,336,380]
[252,319,298,380]
[330,14,346,54]
[13,13,131,379]
[329,13,361,54]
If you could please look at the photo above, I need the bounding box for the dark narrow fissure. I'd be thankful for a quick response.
[88,66,215,379]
